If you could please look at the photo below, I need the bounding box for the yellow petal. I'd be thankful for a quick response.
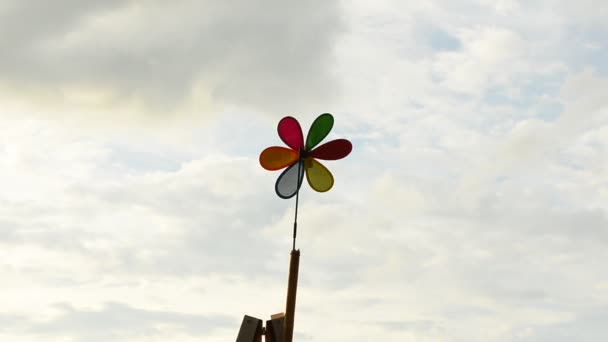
[305,157,334,192]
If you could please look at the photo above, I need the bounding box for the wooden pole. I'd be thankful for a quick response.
[283,249,300,342]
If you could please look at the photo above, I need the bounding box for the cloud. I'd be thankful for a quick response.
[1,1,607,341]
[0,302,233,341]
[432,26,529,94]
[0,0,344,119]
[526,307,608,342]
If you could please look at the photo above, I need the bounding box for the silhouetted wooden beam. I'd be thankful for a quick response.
[266,313,285,342]
[283,249,300,342]
[236,315,263,342]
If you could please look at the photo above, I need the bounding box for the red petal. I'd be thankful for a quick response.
[278,116,303,150]
[310,139,352,160]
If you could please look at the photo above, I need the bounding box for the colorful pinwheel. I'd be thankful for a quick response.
[260,113,352,199]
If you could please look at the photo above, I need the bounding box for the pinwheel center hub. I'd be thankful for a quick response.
[299,148,310,159]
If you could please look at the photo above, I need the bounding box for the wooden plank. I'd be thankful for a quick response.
[236,315,263,342]
[270,312,285,320]
[266,316,285,342]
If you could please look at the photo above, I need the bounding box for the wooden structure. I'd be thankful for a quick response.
[236,250,300,342]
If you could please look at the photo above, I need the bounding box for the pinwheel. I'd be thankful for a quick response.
[259,113,352,199]
[253,113,352,342]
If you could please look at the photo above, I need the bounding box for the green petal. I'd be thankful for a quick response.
[305,113,334,150]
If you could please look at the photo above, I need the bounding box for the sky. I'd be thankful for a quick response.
[0,1,607,341]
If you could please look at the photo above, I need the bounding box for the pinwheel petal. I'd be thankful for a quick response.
[305,157,334,192]
[278,116,304,150]
[310,139,352,160]
[305,113,334,150]
[260,146,299,171]
[275,160,305,199]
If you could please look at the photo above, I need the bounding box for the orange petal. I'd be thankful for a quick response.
[260,146,298,171]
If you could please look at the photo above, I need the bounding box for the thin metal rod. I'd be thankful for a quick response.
[292,159,302,251]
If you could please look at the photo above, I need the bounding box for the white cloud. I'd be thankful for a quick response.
[432,26,528,93]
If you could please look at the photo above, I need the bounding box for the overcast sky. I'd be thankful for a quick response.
[1,1,607,341]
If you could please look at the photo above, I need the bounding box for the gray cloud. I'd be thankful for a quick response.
[527,307,608,342]
[373,319,444,334]
[0,0,343,117]
[1,302,233,341]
